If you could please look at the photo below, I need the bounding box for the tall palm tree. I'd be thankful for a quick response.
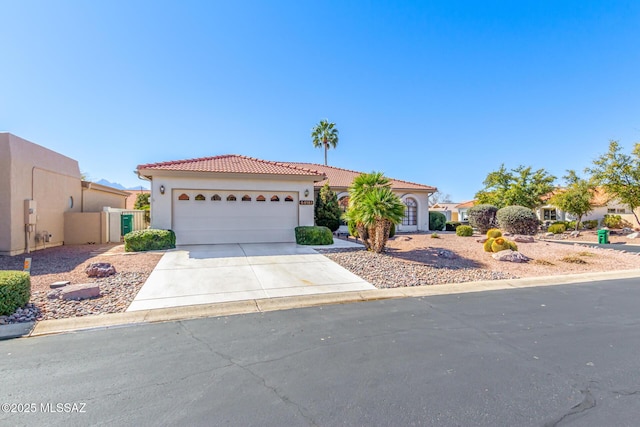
[344,172,404,253]
[311,119,339,166]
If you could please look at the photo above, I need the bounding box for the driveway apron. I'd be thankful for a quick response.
[127,242,374,311]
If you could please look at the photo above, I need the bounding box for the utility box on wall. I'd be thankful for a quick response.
[24,199,37,224]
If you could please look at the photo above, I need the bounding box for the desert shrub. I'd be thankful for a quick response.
[389,222,396,238]
[124,229,176,252]
[295,226,333,245]
[0,271,30,316]
[507,240,518,251]
[456,225,474,236]
[582,220,598,229]
[561,254,587,264]
[486,228,502,239]
[496,206,538,235]
[483,238,495,252]
[431,232,440,239]
[348,221,358,237]
[565,221,576,230]
[491,237,511,252]
[547,223,566,234]
[429,211,447,231]
[467,204,498,233]
[445,221,462,231]
[602,214,631,228]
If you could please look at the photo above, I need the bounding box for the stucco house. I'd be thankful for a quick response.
[136,155,436,245]
[0,132,137,255]
[454,200,476,222]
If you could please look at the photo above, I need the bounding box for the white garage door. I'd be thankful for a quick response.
[172,190,299,244]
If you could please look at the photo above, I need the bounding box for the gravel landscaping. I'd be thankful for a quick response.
[0,244,162,324]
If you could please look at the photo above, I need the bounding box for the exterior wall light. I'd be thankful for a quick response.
[159,185,165,195]
[304,189,309,197]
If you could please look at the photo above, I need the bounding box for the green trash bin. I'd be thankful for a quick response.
[121,214,133,236]
[597,229,609,244]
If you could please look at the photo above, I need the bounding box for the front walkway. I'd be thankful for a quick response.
[127,242,373,311]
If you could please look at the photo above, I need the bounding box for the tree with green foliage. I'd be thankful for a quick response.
[587,140,640,226]
[134,192,151,224]
[549,170,595,234]
[311,119,339,166]
[315,182,341,232]
[475,164,556,209]
[343,172,405,253]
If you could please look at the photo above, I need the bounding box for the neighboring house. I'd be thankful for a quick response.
[454,200,476,222]
[430,203,459,222]
[125,189,150,210]
[283,162,436,234]
[0,132,142,255]
[135,155,437,245]
[537,188,637,226]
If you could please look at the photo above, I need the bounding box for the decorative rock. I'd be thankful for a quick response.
[569,231,580,238]
[492,250,531,263]
[513,235,535,243]
[47,290,61,299]
[59,283,101,301]
[396,236,412,242]
[545,232,554,237]
[435,249,457,259]
[622,227,634,234]
[476,238,488,243]
[627,232,639,239]
[50,280,70,289]
[85,262,116,278]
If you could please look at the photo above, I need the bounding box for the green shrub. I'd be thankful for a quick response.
[348,221,358,237]
[445,221,462,231]
[602,214,626,229]
[496,206,538,235]
[124,229,176,252]
[389,222,396,238]
[486,228,502,239]
[582,220,598,229]
[456,225,474,236]
[295,226,333,245]
[548,223,566,234]
[0,271,30,316]
[315,183,341,232]
[483,238,495,252]
[507,240,518,251]
[431,232,440,239]
[468,204,498,233]
[429,211,447,231]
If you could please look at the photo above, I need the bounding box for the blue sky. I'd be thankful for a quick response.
[1,1,639,200]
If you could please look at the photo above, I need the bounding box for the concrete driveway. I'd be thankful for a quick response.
[127,242,374,311]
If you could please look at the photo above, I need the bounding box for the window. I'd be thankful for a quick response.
[257,195,266,202]
[227,195,236,201]
[271,195,280,202]
[195,194,205,201]
[402,198,417,226]
[69,196,74,209]
[543,209,557,221]
[617,208,626,214]
[607,208,616,214]
[178,193,190,201]
[211,194,221,201]
[242,195,251,201]
[285,195,294,202]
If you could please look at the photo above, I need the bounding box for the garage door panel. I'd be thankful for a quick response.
[172,190,299,244]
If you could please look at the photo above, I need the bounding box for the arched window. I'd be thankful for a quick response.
[402,198,417,226]
[227,195,237,201]
[284,195,294,202]
[195,194,205,201]
[271,195,280,202]
[242,195,251,202]
[178,193,190,201]
[257,195,266,202]
[211,194,221,201]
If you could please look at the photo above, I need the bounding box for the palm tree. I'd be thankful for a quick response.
[344,172,404,253]
[311,119,339,165]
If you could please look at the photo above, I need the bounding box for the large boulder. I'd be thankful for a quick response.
[627,232,640,239]
[513,235,535,243]
[492,250,530,263]
[85,262,116,278]
[59,283,101,301]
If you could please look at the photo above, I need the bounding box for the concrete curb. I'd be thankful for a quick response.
[0,321,35,340]
[26,268,640,338]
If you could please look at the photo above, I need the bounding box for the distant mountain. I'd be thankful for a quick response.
[95,179,148,191]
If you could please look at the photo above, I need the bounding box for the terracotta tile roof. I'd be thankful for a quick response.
[284,162,436,192]
[544,187,611,207]
[455,200,476,209]
[137,155,325,178]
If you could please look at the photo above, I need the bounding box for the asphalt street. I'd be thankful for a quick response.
[2,278,640,426]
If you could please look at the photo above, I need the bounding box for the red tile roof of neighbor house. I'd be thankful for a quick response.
[284,162,437,192]
[455,200,476,209]
[137,155,325,178]
[542,187,611,207]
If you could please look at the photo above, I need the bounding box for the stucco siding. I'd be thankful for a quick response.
[83,188,127,211]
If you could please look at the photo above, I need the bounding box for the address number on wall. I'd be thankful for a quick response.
[299,200,314,206]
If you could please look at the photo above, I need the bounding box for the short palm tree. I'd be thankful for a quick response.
[311,119,339,165]
[344,172,404,253]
